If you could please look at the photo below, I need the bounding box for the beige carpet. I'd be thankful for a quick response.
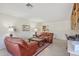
[38,39,69,56]
[0,39,69,56]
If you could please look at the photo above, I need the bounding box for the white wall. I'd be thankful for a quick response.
[0,14,33,49]
[49,20,71,40]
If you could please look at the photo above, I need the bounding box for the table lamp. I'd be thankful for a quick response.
[34,28,38,37]
[8,26,15,37]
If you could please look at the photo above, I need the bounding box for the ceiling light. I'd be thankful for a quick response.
[26,3,33,7]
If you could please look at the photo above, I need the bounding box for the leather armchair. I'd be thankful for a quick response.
[4,37,38,56]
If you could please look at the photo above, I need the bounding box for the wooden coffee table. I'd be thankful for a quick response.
[29,37,45,47]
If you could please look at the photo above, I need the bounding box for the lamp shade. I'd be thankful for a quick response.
[8,26,16,32]
[34,28,38,32]
[8,26,14,32]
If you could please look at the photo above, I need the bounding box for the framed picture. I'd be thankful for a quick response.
[22,25,30,31]
[42,26,47,31]
[42,25,48,31]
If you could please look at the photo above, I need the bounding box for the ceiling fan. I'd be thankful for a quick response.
[26,3,33,7]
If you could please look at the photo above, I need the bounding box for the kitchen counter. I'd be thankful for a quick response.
[67,40,79,56]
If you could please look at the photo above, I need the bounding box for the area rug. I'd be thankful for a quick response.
[33,43,51,56]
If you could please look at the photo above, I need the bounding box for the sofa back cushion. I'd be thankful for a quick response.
[39,32,53,36]
[5,37,28,47]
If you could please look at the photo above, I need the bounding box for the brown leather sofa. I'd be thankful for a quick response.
[4,37,38,56]
[38,32,53,43]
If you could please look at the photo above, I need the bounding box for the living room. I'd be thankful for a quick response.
[0,3,79,56]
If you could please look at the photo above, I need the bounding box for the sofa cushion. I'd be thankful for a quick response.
[11,38,23,44]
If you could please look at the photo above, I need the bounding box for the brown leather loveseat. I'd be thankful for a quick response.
[4,37,38,56]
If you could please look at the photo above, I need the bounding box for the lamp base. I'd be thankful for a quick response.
[10,34,13,37]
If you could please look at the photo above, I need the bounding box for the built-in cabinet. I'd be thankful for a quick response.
[71,3,79,31]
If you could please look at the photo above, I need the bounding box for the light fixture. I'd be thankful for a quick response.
[26,3,33,8]
[8,26,16,32]
[33,28,38,37]
[8,26,14,32]
[8,26,16,37]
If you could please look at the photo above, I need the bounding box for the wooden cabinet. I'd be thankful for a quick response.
[71,3,79,31]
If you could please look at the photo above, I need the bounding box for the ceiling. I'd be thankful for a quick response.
[0,3,73,22]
